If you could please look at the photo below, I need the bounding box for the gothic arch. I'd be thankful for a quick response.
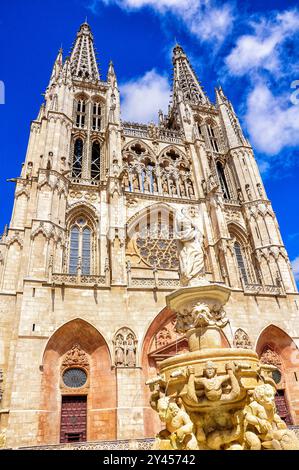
[122,139,155,160]
[66,202,98,225]
[227,222,249,246]
[126,202,176,233]
[255,324,299,424]
[158,145,188,163]
[38,318,116,444]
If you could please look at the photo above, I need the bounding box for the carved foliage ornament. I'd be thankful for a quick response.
[62,344,89,370]
[176,303,228,334]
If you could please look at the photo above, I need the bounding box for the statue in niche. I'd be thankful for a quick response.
[143,173,151,192]
[174,206,206,286]
[234,329,252,349]
[126,334,137,367]
[169,180,177,196]
[132,173,139,191]
[186,361,240,405]
[162,178,169,195]
[123,172,130,190]
[257,183,264,198]
[114,329,137,367]
[114,334,125,366]
[246,185,252,200]
[237,188,244,202]
[179,179,186,197]
[187,180,195,197]
[153,176,158,193]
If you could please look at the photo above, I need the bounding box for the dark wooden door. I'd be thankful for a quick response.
[60,396,87,443]
[275,390,293,425]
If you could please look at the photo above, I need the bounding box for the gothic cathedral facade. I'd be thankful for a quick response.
[0,22,299,447]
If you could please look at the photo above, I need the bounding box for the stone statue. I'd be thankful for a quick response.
[243,384,288,450]
[126,334,136,367]
[175,207,206,286]
[186,362,240,405]
[115,335,125,366]
[155,396,199,450]
[0,428,6,449]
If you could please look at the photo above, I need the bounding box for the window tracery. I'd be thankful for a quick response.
[121,142,196,199]
[67,216,95,275]
[91,141,101,181]
[72,138,84,178]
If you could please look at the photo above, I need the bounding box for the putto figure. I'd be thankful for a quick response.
[175,206,206,286]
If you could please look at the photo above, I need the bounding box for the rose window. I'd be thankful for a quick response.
[136,237,179,270]
[62,368,87,388]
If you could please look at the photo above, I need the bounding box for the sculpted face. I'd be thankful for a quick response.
[189,206,196,217]
[205,367,216,378]
[254,385,275,409]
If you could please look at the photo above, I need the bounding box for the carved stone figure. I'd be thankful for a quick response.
[114,334,125,366]
[62,344,89,369]
[126,334,136,367]
[155,396,199,450]
[186,362,240,404]
[243,384,287,450]
[132,173,139,191]
[187,180,194,197]
[174,207,206,286]
[113,328,137,367]
[234,329,252,349]
[0,429,6,449]
[162,178,168,194]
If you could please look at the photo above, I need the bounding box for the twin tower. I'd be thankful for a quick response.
[0,22,298,448]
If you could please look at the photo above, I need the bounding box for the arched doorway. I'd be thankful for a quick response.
[256,324,299,425]
[38,318,116,444]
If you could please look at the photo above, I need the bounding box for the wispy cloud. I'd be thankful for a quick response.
[225,10,299,77]
[88,0,235,47]
[120,69,170,122]
[291,256,299,281]
[245,81,299,155]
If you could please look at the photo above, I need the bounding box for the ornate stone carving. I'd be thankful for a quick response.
[260,346,282,370]
[176,303,228,334]
[153,396,199,450]
[62,344,89,369]
[234,329,252,349]
[113,328,137,367]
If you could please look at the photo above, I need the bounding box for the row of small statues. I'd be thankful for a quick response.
[123,171,195,198]
[114,333,137,367]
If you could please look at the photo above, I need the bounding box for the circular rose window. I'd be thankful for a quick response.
[62,368,87,388]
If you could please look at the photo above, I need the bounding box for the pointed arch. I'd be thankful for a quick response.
[38,318,116,444]
[255,324,299,425]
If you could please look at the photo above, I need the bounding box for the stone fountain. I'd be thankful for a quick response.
[146,207,299,450]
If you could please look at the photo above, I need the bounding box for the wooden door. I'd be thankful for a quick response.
[60,395,87,443]
[275,390,293,425]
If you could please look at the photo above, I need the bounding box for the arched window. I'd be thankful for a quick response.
[76,99,86,128]
[72,138,83,178]
[92,102,101,130]
[207,124,219,152]
[234,241,249,285]
[69,218,92,275]
[216,161,230,200]
[91,141,101,181]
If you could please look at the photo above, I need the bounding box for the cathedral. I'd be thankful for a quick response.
[0,21,298,448]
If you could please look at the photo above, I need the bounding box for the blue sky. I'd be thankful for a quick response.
[0,0,299,282]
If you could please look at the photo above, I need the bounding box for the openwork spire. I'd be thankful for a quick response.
[70,22,100,82]
[172,44,209,106]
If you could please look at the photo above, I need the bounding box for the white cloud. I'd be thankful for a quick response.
[291,256,299,281]
[90,0,234,45]
[120,70,170,123]
[225,10,299,77]
[244,82,299,155]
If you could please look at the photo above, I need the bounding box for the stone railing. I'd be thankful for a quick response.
[50,273,108,287]
[243,282,284,297]
[70,177,99,187]
[122,122,183,144]
[16,437,155,451]
[129,277,180,290]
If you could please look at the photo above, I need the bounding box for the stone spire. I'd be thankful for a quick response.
[46,48,63,91]
[215,86,248,148]
[172,44,210,106]
[70,21,100,82]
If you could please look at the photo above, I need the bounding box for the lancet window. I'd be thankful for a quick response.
[75,99,86,128]
[68,216,94,275]
[72,138,84,178]
[91,141,101,181]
